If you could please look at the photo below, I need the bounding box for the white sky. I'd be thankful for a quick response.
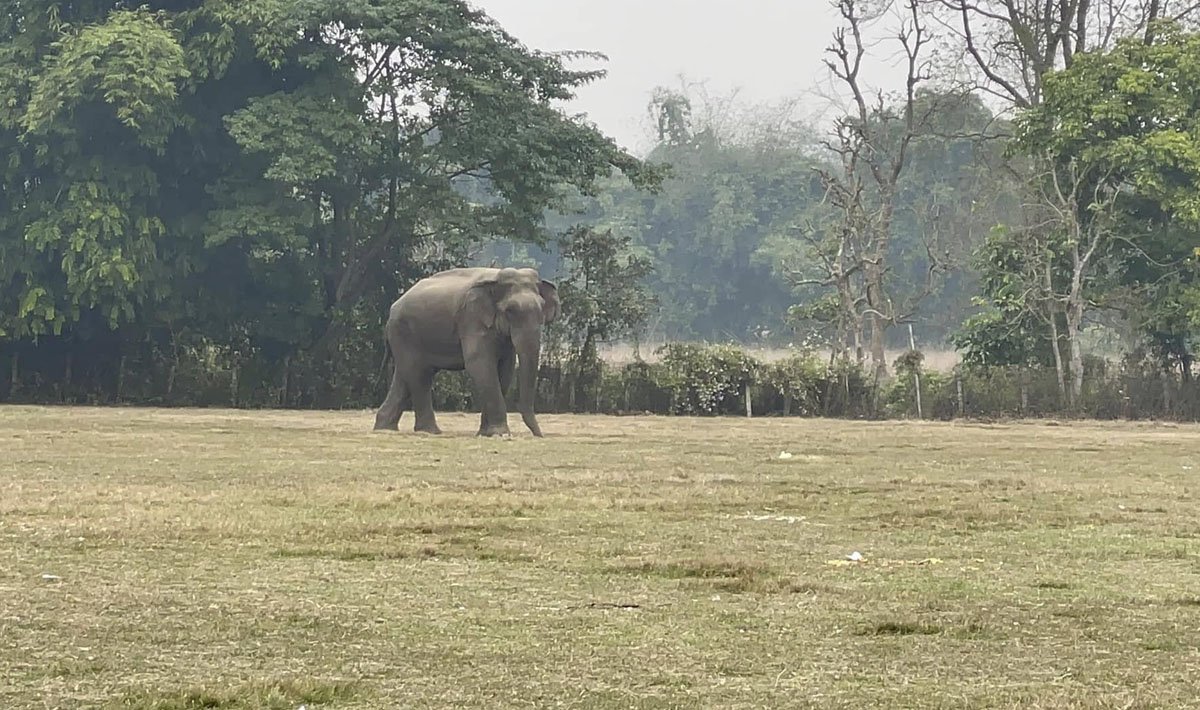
[475,0,908,155]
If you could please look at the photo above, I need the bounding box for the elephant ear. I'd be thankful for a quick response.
[538,280,560,324]
[465,277,509,333]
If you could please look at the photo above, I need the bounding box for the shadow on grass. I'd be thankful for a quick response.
[609,557,839,595]
[856,619,990,639]
[273,539,532,563]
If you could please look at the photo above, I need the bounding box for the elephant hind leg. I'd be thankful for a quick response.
[410,368,443,435]
[373,364,410,431]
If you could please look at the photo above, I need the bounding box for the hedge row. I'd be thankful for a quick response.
[4,340,1199,420]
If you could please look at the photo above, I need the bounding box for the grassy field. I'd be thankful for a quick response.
[2,407,1199,709]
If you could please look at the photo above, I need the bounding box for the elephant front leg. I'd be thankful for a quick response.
[410,369,442,435]
[466,349,510,438]
[480,353,516,435]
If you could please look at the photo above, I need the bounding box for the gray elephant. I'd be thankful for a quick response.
[373,266,560,437]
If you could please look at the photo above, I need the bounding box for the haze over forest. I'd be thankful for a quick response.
[477,0,892,153]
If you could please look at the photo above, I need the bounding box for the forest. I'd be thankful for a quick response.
[2,0,1200,418]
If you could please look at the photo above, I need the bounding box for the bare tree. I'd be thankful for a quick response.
[929,0,1200,110]
[811,0,938,381]
[994,157,1122,406]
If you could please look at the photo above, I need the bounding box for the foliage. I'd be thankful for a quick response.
[566,85,828,342]
[756,353,829,416]
[1011,21,1200,375]
[0,0,658,404]
[655,343,760,415]
[552,226,653,350]
[545,225,656,410]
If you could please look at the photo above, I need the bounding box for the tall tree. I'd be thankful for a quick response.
[1014,22,1200,385]
[804,0,936,380]
[0,0,659,404]
[929,0,1200,109]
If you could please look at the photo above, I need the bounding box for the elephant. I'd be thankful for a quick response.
[372,266,560,437]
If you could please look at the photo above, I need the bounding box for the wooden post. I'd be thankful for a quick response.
[230,363,239,408]
[908,324,922,419]
[116,355,127,403]
[956,375,965,418]
[744,382,752,418]
[9,351,17,397]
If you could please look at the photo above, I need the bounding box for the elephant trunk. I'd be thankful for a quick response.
[513,324,543,437]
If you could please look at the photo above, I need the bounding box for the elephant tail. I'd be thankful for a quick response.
[377,325,393,385]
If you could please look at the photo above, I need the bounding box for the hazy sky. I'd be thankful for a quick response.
[475,1,877,154]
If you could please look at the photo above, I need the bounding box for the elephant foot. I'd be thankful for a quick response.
[414,425,443,435]
[477,425,512,438]
[373,410,401,431]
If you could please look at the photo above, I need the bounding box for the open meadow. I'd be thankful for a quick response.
[2,407,1200,708]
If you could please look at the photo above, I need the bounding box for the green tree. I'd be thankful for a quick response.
[549,226,655,409]
[1013,22,1200,387]
[0,0,660,405]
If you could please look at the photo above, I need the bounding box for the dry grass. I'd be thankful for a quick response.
[2,406,1200,708]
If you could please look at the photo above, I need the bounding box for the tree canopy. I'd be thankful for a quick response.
[0,0,657,403]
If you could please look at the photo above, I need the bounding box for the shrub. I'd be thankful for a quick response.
[656,343,760,415]
[756,352,828,416]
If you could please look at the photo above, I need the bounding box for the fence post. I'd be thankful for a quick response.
[230,363,239,408]
[744,382,752,418]
[956,374,965,418]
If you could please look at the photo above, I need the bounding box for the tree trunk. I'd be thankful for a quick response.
[167,361,177,400]
[1065,255,1087,409]
[909,324,922,419]
[1045,261,1068,406]
[280,355,292,408]
[868,311,888,383]
[116,355,127,403]
[62,352,73,403]
[8,351,17,399]
[1067,309,1084,410]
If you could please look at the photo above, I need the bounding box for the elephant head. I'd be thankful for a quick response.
[475,267,559,436]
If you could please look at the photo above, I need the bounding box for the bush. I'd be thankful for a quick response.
[656,343,760,415]
[756,353,830,416]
